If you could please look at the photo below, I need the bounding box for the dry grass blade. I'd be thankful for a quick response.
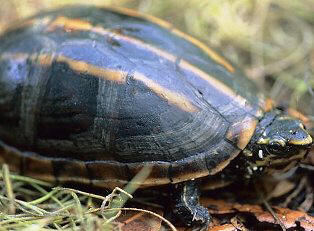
[101,166,151,219]
[262,199,287,231]
[0,166,153,230]
[2,164,15,214]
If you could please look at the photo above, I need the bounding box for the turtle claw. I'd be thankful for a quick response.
[173,180,211,230]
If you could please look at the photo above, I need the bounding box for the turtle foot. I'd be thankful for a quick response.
[173,180,211,230]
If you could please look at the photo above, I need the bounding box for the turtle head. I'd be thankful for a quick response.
[243,110,312,178]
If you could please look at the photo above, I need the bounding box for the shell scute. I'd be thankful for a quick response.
[0,6,265,187]
[226,115,259,150]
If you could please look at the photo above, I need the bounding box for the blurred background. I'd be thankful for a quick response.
[0,0,313,119]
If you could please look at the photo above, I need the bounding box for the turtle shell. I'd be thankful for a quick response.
[0,6,268,188]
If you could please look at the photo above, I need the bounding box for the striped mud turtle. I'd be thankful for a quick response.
[0,6,312,229]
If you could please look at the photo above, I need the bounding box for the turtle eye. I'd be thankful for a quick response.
[269,142,282,151]
[268,138,286,153]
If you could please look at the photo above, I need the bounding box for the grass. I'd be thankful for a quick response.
[0,165,173,230]
[0,164,115,230]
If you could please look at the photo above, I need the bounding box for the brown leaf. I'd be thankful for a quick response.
[116,209,163,231]
[208,224,238,231]
[202,198,314,230]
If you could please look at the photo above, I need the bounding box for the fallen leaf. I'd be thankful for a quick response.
[116,209,163,231]
[202,198,314,230]
[208,224,238,231]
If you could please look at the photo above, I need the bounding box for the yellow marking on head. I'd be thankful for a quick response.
[107,7,234,73]
[257,137,270,145]
[133,72,198,113]
[257,150,306,171]
[271,151,307,165]
[255,157,271,167]
[289,134,313,145]
[275,139,286,147]
[243,149,253,157]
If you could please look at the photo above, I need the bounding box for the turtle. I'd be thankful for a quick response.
[0,5,312,229]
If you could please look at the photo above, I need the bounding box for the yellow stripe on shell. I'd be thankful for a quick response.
[47,16,93,32]
[238,119,258,149]
[56,56,128,83]
[36,54,128,83]
[1,52,128,83]
[226,116,258,150]
[47,17,251,110]
[54,55,198,112]
[133,72,199,113]
[170,29,235,73]
[35,53,54,66]
[107,7,235,73]
[178,59,248,108]
[1,52,198,112]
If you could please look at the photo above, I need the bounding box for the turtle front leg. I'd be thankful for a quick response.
[172,180,211,230]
